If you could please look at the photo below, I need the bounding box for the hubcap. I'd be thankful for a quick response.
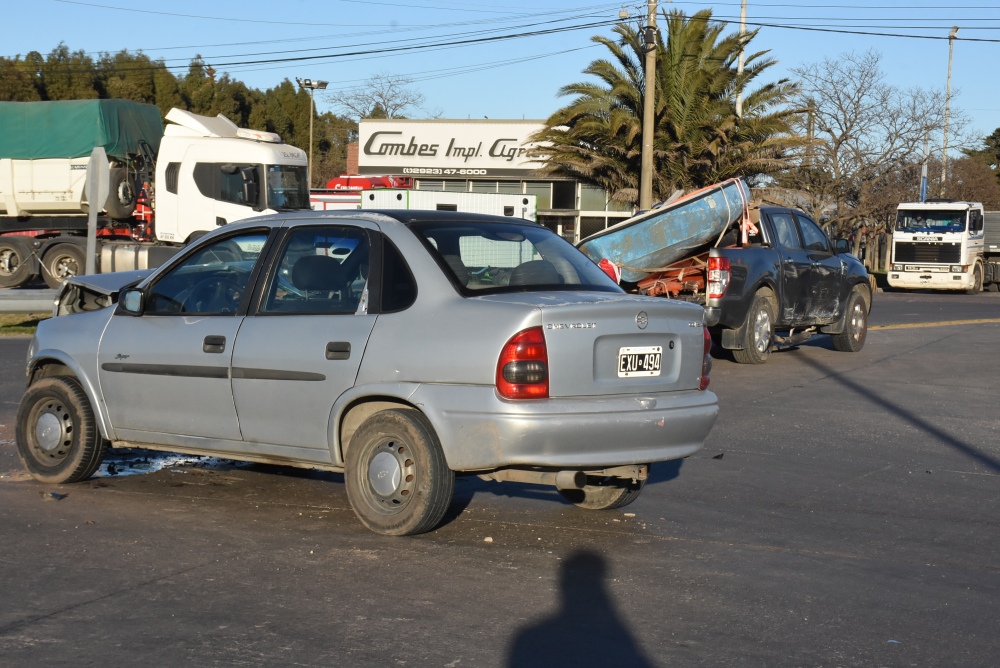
[366,441,415,508]
[54,256,79,281]
[31,400,72,463]
[752,309,772,353]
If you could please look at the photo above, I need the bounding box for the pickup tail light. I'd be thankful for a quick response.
[497,327,549,399]
[699,326,713,391]
[707,256,731,299]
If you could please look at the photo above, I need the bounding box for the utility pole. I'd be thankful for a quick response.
[639,0,658,210]
[940,26,958,197]
[735,0,747,118]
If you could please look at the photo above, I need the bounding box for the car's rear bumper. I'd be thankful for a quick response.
[411,385,719,471]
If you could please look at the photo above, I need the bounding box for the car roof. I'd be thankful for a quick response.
[234,208,544,230]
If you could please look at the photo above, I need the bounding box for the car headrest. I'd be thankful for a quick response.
[292,255,346,292]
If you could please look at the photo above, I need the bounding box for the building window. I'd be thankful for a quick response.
[552,181,576,210]
[580,184,608,211]
[526,182,552,209]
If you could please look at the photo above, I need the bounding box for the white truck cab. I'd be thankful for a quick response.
[888,200,986,293]
[154,109,309,243]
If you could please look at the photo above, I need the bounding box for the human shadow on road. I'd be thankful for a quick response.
[506,550,656,668]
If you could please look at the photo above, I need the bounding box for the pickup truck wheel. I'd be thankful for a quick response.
[965,265,982,295]
[732,290,775,364]
[559,475,646,510]
[831,288,868,352]
[42,243,86,289]
[0,237,34,288]
[15,376,108,484]
[345,409,454,536]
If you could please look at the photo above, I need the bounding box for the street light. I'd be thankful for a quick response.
[940,26,958,197]
[296,77,328,188]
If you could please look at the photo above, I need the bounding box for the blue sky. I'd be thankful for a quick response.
[6,1,999,149]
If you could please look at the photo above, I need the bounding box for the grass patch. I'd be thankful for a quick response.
[0,313,48,336]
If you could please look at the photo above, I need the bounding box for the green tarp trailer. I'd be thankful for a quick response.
[0,99,163,161]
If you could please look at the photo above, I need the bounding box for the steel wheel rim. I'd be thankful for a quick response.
[53,256,80,281]
[0,249,19,276]
[752,309,772,354]
[366,440,415,510]
[849,303,865,342]
[29,399,73,465]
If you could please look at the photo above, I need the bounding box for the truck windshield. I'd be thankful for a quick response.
[265,165,310,211]
[896,210,966,233]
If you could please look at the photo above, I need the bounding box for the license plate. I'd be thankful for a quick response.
[618,346,662,378]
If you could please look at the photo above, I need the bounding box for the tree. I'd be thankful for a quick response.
[332,73,425,120]
[527,9,801,206]
[770,50,972,237]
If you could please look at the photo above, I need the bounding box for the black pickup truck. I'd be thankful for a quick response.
[704,206,873,364]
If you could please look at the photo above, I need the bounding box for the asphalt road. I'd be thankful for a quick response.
[1,291,998,667]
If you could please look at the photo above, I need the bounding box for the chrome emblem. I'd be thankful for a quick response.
[636,311,648,330]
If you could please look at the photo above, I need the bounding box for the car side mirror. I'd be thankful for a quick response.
[834,238,851,254]
[119,288,144,315]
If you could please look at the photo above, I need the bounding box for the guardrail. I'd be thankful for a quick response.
[0,290,57,314]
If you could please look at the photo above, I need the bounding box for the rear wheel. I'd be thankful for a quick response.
[0,236,34,288]
[42,243,86,289]
[733,289,776,364]
[345,409,454,536]
[831,288,869,352]
[16,376,107,484]
[559,474,647,510]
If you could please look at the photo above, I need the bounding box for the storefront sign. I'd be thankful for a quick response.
[358,119,547,177]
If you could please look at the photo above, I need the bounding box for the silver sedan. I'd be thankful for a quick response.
[17,210,718,535]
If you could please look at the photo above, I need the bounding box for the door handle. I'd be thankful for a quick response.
[326,341,351,360]
[216,217,227,226]
[203,335,226,354]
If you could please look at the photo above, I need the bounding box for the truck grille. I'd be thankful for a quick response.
[893,242,960,264]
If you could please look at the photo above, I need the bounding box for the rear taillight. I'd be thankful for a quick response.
[497,327,549,399]
[699,326,713,391]
[707,256,731,299]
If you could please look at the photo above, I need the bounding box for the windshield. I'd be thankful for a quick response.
[896,209,967,233]
[411,221,623,295]
[265,165,310,210]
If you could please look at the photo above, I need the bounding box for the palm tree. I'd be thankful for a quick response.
[529,9,802,206]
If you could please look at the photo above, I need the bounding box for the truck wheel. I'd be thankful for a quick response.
[733,289,776,364]
[0,236,34,288]
[345,408,454,536]
[965,265,983,295]
[16,376,108,484]
[831,288,868,352]
[559,475,646,510]
[105,167,138,219]
[42,243,86,289]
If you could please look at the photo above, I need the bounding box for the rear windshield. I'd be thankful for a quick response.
[410,221,623,295]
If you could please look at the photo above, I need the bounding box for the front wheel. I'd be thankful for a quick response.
[345,409,454,536]
[733,289,776,364]
[966,265,983,295]
[831,288,869,352]
[16,376,108,484]
[559,474,647,510]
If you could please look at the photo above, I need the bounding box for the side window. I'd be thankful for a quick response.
[769,213,802,250]
[146,231,268,315]
[797,214,831,253]
[261,226,370,315]
[381,239,417,312]
[192,163,257,206]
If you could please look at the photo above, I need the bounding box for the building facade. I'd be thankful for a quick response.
[355,119,632,242]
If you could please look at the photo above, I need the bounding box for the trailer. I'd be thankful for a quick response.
[359,189,537,221]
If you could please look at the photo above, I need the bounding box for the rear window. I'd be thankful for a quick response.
[410,221,623,294]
